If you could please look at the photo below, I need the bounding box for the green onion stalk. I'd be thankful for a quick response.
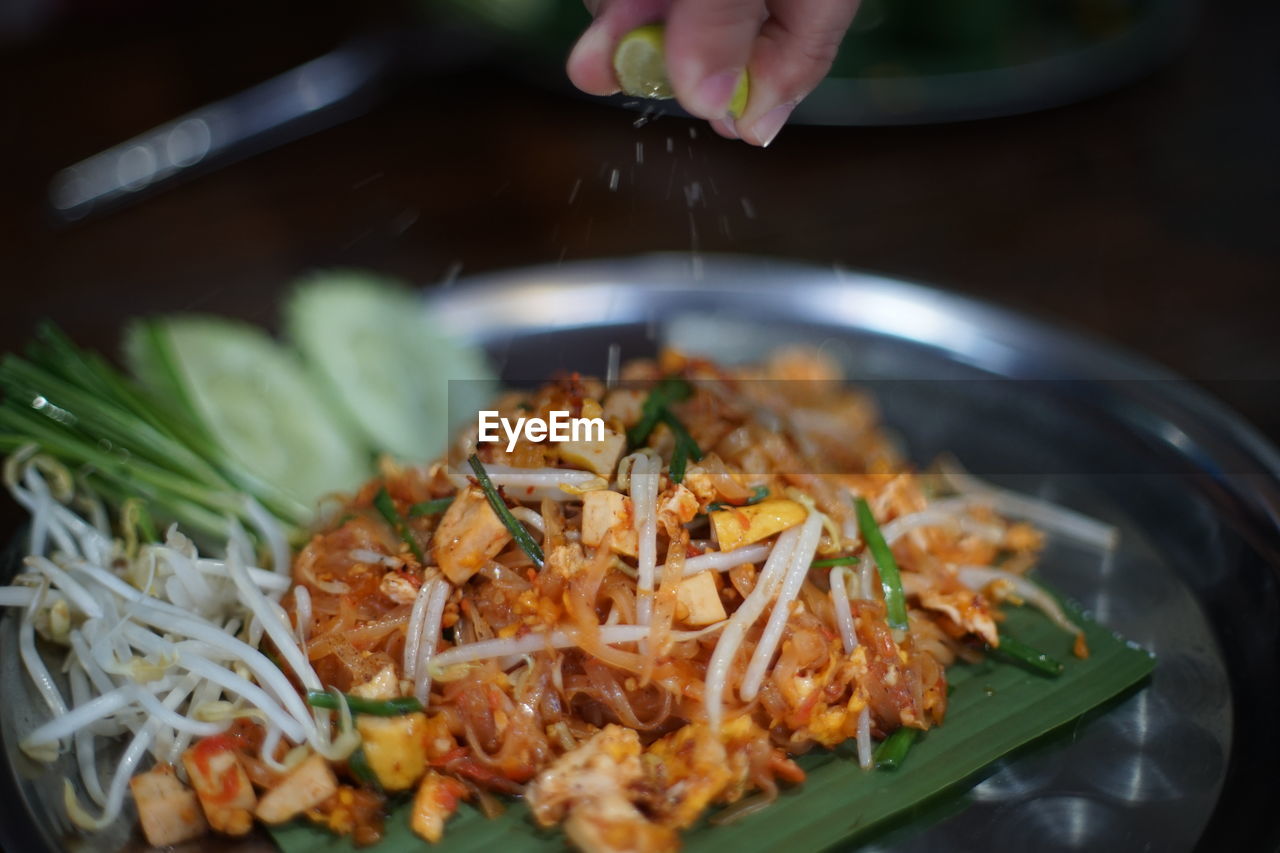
[0,323,311,548]
[467,454,544,569]
[854,497,909,632]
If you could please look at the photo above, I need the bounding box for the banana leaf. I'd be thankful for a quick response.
[271,593,1153,852]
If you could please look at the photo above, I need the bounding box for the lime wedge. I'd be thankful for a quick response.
[614,24,674,99]
[614,24,750,118]
[727,69,749,119]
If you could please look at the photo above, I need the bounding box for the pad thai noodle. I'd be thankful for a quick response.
[3,347,1104,851]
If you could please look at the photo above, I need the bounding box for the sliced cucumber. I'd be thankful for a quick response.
[285,271,495,462]
[124,316,371,508]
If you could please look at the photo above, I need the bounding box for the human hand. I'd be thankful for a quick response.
[567,0,861,146]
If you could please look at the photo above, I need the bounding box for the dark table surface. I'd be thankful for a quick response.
[0,0,1276,436]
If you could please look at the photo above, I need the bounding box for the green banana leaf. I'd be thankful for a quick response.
[271,593,1153,852]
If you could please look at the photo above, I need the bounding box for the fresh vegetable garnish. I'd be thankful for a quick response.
[854,497,910,631]
[409,497,455,517]
[126,315,368,510]
[662,410,703,484]
[627,377,693,448]
[991,633,1065,677]
[0,322,309,545]
[627,378,701,483]
[285,272,495,462]
[874,727,919,770]
[467,454,545,569]
[810,555,860,569]
[373,487,426,563]
[306,691,424,717]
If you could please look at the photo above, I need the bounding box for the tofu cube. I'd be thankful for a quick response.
[581,490,638,556]
[356,712,429,791]
[675,571,727,626]
[432,486,511,585]
[557,429,627,480]
[129,763,208,847]
[255,754,338,825]
[710,499,807,551]
[181,736,257,835]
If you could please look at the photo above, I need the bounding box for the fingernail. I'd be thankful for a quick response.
[710,117,739,140]
[752,102,796,147]
[690,69,743,118]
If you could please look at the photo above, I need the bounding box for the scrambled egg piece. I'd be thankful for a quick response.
[710,499,806,550]
[916,587,998,646]
[526,725,678,853]
[411,771,470,843]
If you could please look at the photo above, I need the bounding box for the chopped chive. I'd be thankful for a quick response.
[661,409,703,484]
[0,322,309,546]
[409,497,454,517]
[811,556,860,569]
[373,487,425,563]
[306,690,423,716]
[625,378,701,483]
[627,377,693,448]
[708,485,769,513]
[991,633,1065,677]
[467,454,545,569]
[854,497,909,631]
[874,727,919,770]
[347,746,383,792]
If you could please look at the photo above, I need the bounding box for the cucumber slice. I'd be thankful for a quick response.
[124,316,371,508]
[285,272,495,462]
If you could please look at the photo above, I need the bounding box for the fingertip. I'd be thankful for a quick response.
[740,101,795,147]
[735,10,849,141]
[709,117,740,140]
[567,21,623,96]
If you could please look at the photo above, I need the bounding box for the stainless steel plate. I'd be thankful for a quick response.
[2,254,1277,850]
[431,254,1280,850]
